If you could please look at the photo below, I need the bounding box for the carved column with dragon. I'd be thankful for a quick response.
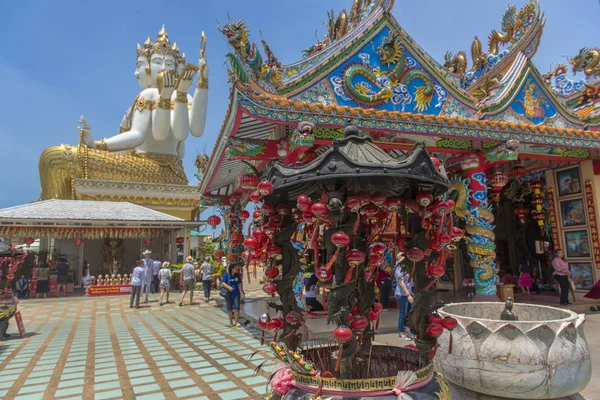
[452,154,497,297]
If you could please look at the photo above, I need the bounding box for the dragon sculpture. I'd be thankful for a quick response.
[450,174,497,297]
[302,33,330,59]
[343,33,434,111]
[570,48,600,78]
[327,9,349,42]
[443,51,467,76]
[219,18,282,86]
[445,1,537,78]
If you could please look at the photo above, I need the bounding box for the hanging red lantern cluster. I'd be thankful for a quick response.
[207,215,221,229]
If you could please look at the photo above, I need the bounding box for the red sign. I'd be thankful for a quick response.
[14,311,25,338]
[87,285,132,297]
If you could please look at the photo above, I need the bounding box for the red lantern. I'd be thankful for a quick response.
[370,242,386,255]
[358,193,372,206]
[428,265,445,278]
[350,316,369,332]
[426,323,443,337]
[345,196,362,213]
[368,254,384,266]
[74,238,84,247]
[512,165,525,179]
[514,205,529,224]
[243,237,259,252]
[302,211,315,223]
[23,237,35,247]
[438,233,452,245]
[417,192,433,208]
[331,232,350,248]
[333,326,353,343]
[385,197,403,211]
[241,174,259,190]
[396,237,406,252]
[373,302,383,313]
[241,251,250,262]
[257,180,274,196]
[265,267,280,279]
[297,194,312,211]
[276,204,290,216]
[262,203,275,217]
[258,313,271,345]
[207,215,221,229]
[490,172,509,192]
[311,202,329,219]
[371,192,387,207]
[267,245,282,260]
[431,157,441,171]
[252,230,269,244]
[362,204,379,218]
[368,310,378,321]
[452,227,465,241]
[406,248,424,263]
[253,210,263,220]
[231,232,244,243]
[176,237,184,244]
[262,282,278,295]
[250,191,262,203]
[345,249,365,267]
[214,249,225,259]
[226,253,239,263]
[316,267,332,281]
[351,305,360,315]
[285,312,302,325]
[429,315,443,325]
[442,317,458,354]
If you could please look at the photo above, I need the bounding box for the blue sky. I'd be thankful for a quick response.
[0,0,599,208]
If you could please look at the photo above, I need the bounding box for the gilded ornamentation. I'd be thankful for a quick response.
[175,91,188,103]
[0,227,170,240]
[570,48,600,78]
[435,137,471,150]
[225,138,267,159]
[443,51,467,75]
[135,97,157,112]
[584,180,600,266]
[157,97,171,110]
[79,194,200,208]
[94,139,108,151]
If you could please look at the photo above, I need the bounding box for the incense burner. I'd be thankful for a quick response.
[434,302,591,399]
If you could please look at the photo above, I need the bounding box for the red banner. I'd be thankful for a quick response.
[14,311,25,338]
[585,180,600,267]
[87,285,132,296]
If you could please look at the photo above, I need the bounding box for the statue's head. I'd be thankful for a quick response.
[135,26,185,89]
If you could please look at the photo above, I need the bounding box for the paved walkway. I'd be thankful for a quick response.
[0,290,273,400]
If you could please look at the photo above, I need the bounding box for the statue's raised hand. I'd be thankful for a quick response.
[78,116,94,147]
[176,64,198,93]
[157,70,177,99]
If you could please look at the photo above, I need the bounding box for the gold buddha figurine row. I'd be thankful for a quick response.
[90,274,129,286]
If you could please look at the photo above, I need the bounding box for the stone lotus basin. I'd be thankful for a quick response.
[434,302,591,399]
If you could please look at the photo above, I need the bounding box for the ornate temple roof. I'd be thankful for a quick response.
[199,0,600,202]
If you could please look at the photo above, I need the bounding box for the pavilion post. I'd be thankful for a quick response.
[182,225,188,260]
[460,153,498,297]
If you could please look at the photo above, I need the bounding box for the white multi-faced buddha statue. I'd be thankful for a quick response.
[39,26,208,199]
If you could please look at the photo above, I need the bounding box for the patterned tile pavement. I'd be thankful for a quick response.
[0,289,274,400]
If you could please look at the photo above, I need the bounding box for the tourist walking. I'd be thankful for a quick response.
[159,261,172,306]
[518,258,532,295]
[201,257,214,301]
[141,250,153,303]
[130,260,144,308]
[221,264,244,327]
[552,249,571,305]
[36,261,50,298]
[394,253,413,340]
[56,257,70,297]
[179,256,196,306]
[152,256,162,294]
[376,264,392,310]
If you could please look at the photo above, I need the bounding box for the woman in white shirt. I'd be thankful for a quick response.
[158,262,172,306]
[130,260,145,308]
[394,254,414,340]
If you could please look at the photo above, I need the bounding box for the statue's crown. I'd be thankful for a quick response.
[136,25,185,65]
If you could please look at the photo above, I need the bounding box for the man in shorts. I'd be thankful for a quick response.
[179,256,196,307]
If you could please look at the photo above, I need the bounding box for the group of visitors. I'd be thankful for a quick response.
[29,256,71,298]
[129,253,223,310]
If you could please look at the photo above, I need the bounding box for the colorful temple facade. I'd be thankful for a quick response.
[199,0,600,296]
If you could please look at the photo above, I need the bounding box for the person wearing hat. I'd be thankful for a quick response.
[141,250,153,303]
[201,256,214,302]
[179,256,196,306]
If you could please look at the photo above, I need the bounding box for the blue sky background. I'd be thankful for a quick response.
[0,0,599,209]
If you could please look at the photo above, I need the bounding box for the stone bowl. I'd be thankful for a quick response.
[434,302,591,399]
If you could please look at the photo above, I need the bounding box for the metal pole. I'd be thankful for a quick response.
[183,225,188,260]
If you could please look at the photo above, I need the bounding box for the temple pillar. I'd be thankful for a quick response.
[460,154,498,297]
